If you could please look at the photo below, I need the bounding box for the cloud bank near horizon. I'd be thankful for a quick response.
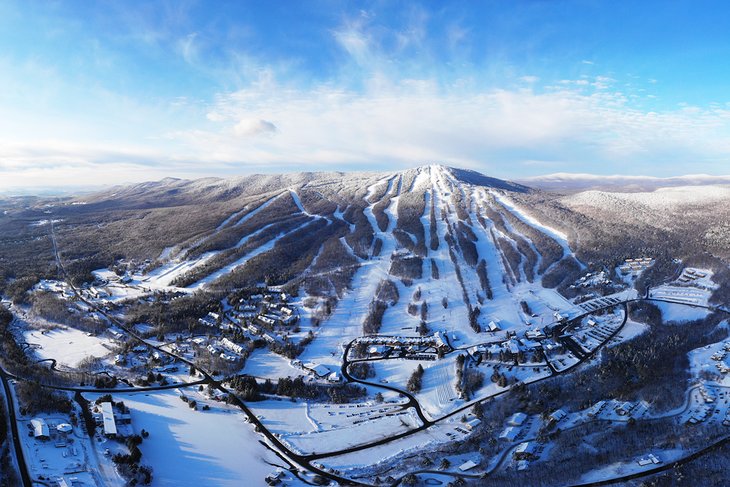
[2,1,730,189]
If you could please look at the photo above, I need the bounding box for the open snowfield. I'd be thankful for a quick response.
[370,356,465,420]
[654,301,711,323]
[319,418,469,471]
[24,328,112,367]
[579,449,685,484]
[243,348,307,379]
[100,389,285,487]
[282,407,421,455]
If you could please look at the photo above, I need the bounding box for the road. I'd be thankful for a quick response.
[0,367,32,487]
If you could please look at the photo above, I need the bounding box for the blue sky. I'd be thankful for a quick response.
[2,0,730,189]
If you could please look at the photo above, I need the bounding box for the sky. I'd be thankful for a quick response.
[3,0,730,191]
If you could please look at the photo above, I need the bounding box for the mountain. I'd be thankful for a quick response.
[3,164,730,308]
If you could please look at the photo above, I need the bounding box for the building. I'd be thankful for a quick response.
[549,409,567,423]
[100,402,118,437]
[31,418,50,440]
[221,337,245,355]
[508,412,528,427]
[513,442,538,460]
[615,402,634,416]
[303,362,330,378]
[458,460,479,472]
[465,417,482,431]
[499,426,520,442]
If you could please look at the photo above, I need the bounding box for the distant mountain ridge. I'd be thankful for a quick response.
[519,172,730,192]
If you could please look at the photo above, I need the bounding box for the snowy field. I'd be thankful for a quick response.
[654,301,711,323]
[24,328,112,367]
[98,389,286,487]
[282,407,421,455]
[579,449,684,484]
[319,418,470,472]
[243,348,307,379]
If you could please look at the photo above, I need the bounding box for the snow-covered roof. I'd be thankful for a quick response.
[459,460,479,471]
[101,402,117,436]
[31,418,49,438]
[303,362,330,377]
[508,412,527,426]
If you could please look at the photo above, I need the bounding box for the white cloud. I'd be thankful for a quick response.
[233,118,277,137]
[4,74,730,190]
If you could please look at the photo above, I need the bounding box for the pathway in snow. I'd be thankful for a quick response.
[188,219,316,289]
[489,189,584,268]
[299,178,402,367]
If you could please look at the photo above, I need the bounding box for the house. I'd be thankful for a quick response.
[499,426,520,441]
[327,372,342,383]
[637,454,660,467]
[458,459,479,472]
[508,412,528,427]
[587,401,606,417]
[108,328,124,340]
[507,339,521,355]
[221,338,245,355]
[549,409,567,423]
[31,418,50,440]
[465,417,482,431]
[100,402,118,437]
[513,442,538,460]
[615,402,634,416]
[488,320,501,332]
[303,362,330,378]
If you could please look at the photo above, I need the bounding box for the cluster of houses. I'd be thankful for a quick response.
[636,453,661,467]
[352,332,452,360]
[469,332,553,366]
[677,268,713,289]
[184,335,248,363]
[230,292,299,328]
[571,270,612,289]
[203,337,247,362]
[499,412,531,442]
[710,342,730,374]
[618,257,654,275]
[586,399,649,420]
[114,343,172,368]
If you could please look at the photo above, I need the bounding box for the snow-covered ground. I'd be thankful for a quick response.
[318,418,470,472]
[579,449,684,484]
[92,389,286,487]
[24,328,112,367]
[654,301,711,323]
[243,348,307,379]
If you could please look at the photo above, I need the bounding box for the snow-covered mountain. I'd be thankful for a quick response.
[11,165,588,337]
[5,164,730,320]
